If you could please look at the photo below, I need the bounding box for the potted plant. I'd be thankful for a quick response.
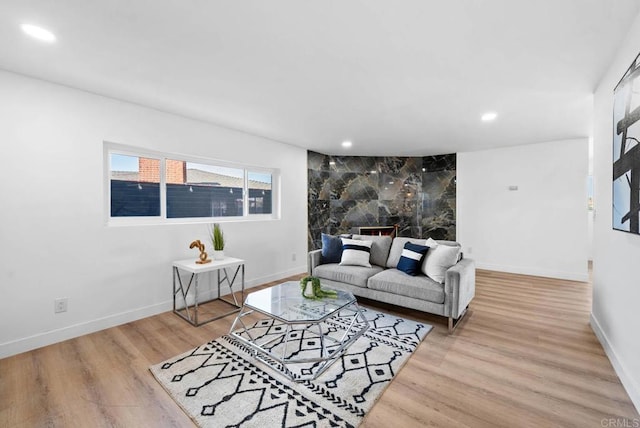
[210,223,225,260]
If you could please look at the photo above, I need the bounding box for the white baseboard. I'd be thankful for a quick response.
[476,262,589,282]
[0,266,307,360]
[0,301,172,359]
[590,313,640,413]
[245,265,307,288]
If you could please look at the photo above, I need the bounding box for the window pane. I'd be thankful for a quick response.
[248,171,272,214]
[166,160,244,218]
[110,154,160,217]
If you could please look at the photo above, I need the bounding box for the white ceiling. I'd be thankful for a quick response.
[0,1,638,156]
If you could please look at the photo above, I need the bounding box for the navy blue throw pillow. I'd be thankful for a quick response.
[397,242,430,276]
[321,233,346,264]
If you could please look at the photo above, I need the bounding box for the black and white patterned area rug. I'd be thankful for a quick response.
[150,308,431,428]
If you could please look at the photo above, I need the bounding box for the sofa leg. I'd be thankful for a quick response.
[448,305,469,334]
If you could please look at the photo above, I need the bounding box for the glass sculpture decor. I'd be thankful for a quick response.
[613,51,640,235]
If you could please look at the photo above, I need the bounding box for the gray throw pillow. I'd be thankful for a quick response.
[352,234,392,267]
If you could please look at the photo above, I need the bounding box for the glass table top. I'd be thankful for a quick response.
[243,281,357,322]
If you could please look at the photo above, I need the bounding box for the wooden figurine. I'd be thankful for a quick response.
[189,240,211,264]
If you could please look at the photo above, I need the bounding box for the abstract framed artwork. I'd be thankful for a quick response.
[613,51,640,234]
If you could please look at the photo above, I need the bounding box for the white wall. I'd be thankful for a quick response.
[0,70,308,358]
[587,211,595,260]
[591,11,640,411]
[587,139,595,261]
[457,139,589,281]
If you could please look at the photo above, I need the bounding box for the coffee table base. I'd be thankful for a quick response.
[229,302,369,382]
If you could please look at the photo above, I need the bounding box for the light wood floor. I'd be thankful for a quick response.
[1,270,638,427]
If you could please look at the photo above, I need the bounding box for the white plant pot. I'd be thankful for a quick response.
[213,250,225,260]
[304,281,313,296]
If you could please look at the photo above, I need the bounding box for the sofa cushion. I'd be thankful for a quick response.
[340,238,372,267]
[314,263,384,288]
[352,234,393,268]
[320,233,347,264]
[422,242,461,283]
[397,242,430,276]
[386,237,428,268]
[367,269,445,304]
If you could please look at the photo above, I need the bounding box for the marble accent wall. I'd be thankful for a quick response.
[308,151,456,250]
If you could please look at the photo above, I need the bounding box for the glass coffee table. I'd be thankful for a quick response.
[229,281,369,381]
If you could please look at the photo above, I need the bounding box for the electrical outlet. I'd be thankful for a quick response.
[54,298,68,314]
[468,247,473,254]
[291,253,297,262]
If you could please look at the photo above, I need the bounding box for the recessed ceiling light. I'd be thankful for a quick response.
[329,161,336,165]
[21,23,56,43]
[481,112,497,122]
[341,141,352,148]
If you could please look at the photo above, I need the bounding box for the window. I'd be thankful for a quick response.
[166,160,245,218]
[109,153,161,217]
[106,143,278,224]
[248,171,273,215]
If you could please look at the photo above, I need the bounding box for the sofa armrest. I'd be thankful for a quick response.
[444,258,476,319]
[308,249,322,275]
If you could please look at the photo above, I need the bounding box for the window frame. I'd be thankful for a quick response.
[104,142,280,226]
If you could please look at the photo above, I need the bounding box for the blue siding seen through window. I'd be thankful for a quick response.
[166,184,243,218]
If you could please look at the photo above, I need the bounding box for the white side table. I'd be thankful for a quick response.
[172,257,245,326]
